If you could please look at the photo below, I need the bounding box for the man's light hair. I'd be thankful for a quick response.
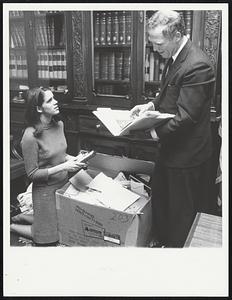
[147,10,186,39]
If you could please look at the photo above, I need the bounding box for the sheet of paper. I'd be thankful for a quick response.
[87,172,140,211]
[64,184,105,207]
[93,108,132,136]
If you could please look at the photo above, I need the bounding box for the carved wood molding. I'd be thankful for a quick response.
[72,11,86,98]
[203,10,221,72]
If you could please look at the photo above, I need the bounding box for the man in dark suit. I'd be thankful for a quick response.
[130,10,215,247]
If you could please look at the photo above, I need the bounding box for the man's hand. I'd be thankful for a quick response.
[130,102,155,119]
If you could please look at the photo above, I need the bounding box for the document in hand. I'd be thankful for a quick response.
[93,108,174,136]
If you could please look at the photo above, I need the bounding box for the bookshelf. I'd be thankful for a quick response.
[9,11,29,94]
[9,10,70,104]
[34,11,67,90]
[93,11,132,102]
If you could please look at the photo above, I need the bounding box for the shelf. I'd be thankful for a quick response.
[145,81,160,86]
[34,12,64,18]
[10,47,27,51]
[95,79,129,85]
[10,77,28,81]
[94,44,131,49]
[9,16,24,21]
[36,45,66,50]
[37,78,67,82]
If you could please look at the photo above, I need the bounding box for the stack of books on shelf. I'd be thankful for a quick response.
[9,51,28,78]
[35,17,65,47]
[9,11,24,17]
[37,49,67,79]
[34,11,60,15]
[10,23,25,48]
[94,11,131,46]
[94,50,131,81]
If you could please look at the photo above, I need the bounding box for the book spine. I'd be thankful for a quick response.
[57,50,62,79]
[125,12,132,45]
[94,51,100,79]
[123,50,131,80]
[115,51,123,80]
[47,18,51,47]
[112,11,119,45]
[10,32,15,48]
[44,50,49,79]
[35,24,41,47]
[184,11,192,39]
[119,11,126,45]
[42,51,46,78]
[51,17,55,47]
[106,12,112,46]
[149,51,155,81]
[144,48,150,82]
[48,50,53,79]
[11,53,17,77]
[15,54,19,77]
[43,18,48,47]
[53,49,58,79]
[59,21,65,47]
[100,52,108,80]
[39,19,45,47]
[94,12,100,46]
[108,51,115,80]
[100,12,106,46]
[62,50,67,79]
[18,24,25,47]
[22,52,27,78]
[17,53,23,77]
[14,25,21,47]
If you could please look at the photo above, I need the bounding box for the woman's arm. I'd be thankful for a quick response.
[21,129,86,183]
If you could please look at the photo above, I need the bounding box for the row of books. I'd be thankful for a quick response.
[9,11,24,17]
[37,49,67,79]
[144,49,165,82]
[94,50,131,81]
[10,22,25,48]
[9,52,28,78]
[94,11,132,46]
[34,11,61,15]
[35,17,65,47]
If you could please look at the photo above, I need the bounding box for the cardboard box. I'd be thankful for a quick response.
[56,153,154,247]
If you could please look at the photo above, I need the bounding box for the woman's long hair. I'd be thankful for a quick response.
[24,87,62,137]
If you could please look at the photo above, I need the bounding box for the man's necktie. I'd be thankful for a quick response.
[161,57,173,83]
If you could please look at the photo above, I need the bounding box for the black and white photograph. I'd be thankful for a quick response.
[3,2,228,297]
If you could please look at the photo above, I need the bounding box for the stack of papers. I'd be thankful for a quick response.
[64,171,140,211]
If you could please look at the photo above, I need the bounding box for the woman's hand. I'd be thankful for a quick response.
[63,159,87,173]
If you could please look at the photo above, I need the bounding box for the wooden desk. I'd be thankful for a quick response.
[10,158,26,180]
[184,213,222,247]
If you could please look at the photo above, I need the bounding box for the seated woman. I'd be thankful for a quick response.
[10,87,86,246]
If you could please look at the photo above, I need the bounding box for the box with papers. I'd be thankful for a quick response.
[56,153,154,247]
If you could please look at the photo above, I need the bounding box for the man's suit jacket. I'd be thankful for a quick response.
[153,39,215,168]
